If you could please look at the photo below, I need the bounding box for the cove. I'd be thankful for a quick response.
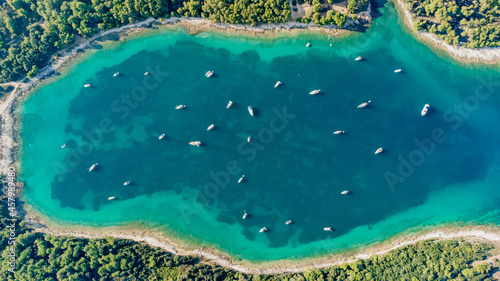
[18,1,500,262]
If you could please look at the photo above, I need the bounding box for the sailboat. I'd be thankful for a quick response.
[227,101,233,108]
[374,147,383,154]
[357,100,371,108]
[309,89,321,95]
[238,175,245,183]
[248,106,254,116]
[207,124,215,131]
[189,141,201,147]
[88,163,98,172]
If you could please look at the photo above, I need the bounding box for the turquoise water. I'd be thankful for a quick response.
[19,1,500,262]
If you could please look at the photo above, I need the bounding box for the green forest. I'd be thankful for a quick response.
[1,190,498,280]
[0,0,290,83]
[409,0,500,47]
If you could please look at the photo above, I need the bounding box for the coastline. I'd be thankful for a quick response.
[4,12,500,275]
[391,0,500,65]
[24,209,500,274]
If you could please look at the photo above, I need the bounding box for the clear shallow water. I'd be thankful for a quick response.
[19,2,500,261]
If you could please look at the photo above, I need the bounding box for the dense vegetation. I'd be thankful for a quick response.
[0,0,290,83]
[1,184,498,280]
[296,0,369,26]
[408,0,500,47]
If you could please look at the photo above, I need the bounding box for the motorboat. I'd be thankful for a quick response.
[189,141,201,147]
[207,124,214,131]
[394,69,402,73]
[274,81,282,88]
[309,89,321,95]
[357,100,371,108]
[159,134,165,140]
[84,84,91,88]
[324,227,333,231]
[285,220,293,225]
[89,163,98,172]
[175,105,186,110]
[333,130,345,135]
[144,72,149,75]
[123,181,130,186]
[227,101,233,108]
[374,147,383,154]
[259,227,268,233]
[341,190,350,195]
[108,196,116,200]
[113,72,119,77]
[355,56,363,61]
[247,136,251,143]
[205,71,214,78]
[243,212,248,219]
[306,43,311,47]
[61,144,66,148]
[238,175,245,183]
[248,106,254,116]
[421,104,430,116]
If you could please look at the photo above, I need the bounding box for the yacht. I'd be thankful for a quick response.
[113,72,119,77]
[189,141,201,147]
[355,56,363,61]
[394,69,402,73]
[259,227,268,233]
[175,105,186,110]
[309,89,321,95]
[108,196,116,200]
[274,81,282,88]
[357,100,371,108]
[89,163,98,172]
[324,227,333,231]
[227,101,233,108]
[306,43,311,47]
[238,175,245,183]
[207,124,214,131]
[248,106,254,116]
[374,147,383,154]
[341,190,350,195]
[205,71,214,78]
[84,84,91,88]
[159,134,165,140]
[421,104,430,116]
[285,220,293,225]
[144,72,149,75]
[123,181,130,186]
[333,130,345,135]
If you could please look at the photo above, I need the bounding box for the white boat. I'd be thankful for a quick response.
[259,227,268,233]
[247,136,251,143]
[189,141,201,147]
[84,84,91,88]
[123,181,130,186]
[357,100,371,108]
[108,196,116,200]
[227,101,233,108]
[394,69,402,73]
[421,104,430,116]
[355,56,363,61]
[175,105,186,110]
[243,212,248,219]
[341,190,350,195]
[61,144,66,148]
[159,134,165,140]
[207,124,214,131]
[306,43,311,47]
[238,175,245,183]
[309,89,321,95]
[248,106,254,116]
[285,220,293,225]
[333,130,345,135]
[274,81,282,88]
[324,227,333,231]
[89,163,98,172]
[205,71,214,78]
[113,72,119,77]
[144,72,149,75]
[374,147,383,154]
